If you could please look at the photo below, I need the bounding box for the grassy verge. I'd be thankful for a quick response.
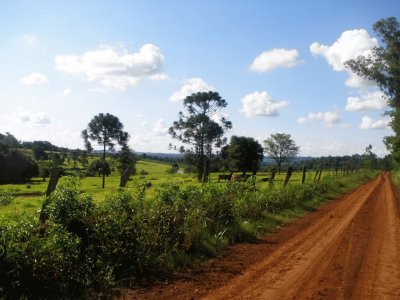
[236,170,378,240]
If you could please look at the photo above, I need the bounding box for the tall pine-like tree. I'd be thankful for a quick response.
[169,91,232,182]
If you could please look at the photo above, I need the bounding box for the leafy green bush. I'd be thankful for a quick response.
[0,193,14,206]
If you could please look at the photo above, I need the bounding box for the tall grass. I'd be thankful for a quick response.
[0,171,377,298]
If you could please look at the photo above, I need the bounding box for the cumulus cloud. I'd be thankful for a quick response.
[360,116,390,129]
[346,91,388,111]
[20,33,37,46]
[345,72,375,88]
[55,44,166,90]
[240,91,289,117]
[211,112,230,126]
[169,78,214,102]
[13,107,50,126]
[20,72,48,85]
[153,118,168,136]
[297,111,341,128]
[61,89,72,96]
[249,48,301,72]
[310,29,378,87]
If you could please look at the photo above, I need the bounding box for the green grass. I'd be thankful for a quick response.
[0,158,371,223]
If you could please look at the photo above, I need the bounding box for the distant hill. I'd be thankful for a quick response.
[262,156,315,164]
[137,152,182,159]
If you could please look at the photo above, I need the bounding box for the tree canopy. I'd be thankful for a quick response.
[82,113,129,188]
[169,91,232,182]
[263,133,299,173]
[345,17,400,164]
[223,136,263,175]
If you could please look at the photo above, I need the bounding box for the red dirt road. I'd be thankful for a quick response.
[123,173,400,299]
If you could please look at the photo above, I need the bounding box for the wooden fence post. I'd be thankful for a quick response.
[284,166,293,186]
[317,167,323,181]
[119,166,133,187]
[270,167,277,186]
[301,166,307,185]
[314,168,319,182]
[46,168,61,197]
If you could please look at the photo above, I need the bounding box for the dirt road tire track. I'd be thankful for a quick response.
[123,173,400,299]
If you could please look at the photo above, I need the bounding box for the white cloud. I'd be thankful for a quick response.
[297,111,341,128]
[61,89,72,96]
[12,107,50,126]
[211,112,230,126]
[55,44,166,90]
[249,48,301,72]
[240,91,289,117]
[360,116,390,129]
[20,33,37,46]
[169,78,214,102]
[153,118,168,136]
[310,29,378,87]
[20,72,48,85]
[345,72,375,88]
[346,91,388,111]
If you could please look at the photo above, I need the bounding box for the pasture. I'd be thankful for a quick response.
[0,158,343,222]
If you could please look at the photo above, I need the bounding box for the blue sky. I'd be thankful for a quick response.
[0,0,399,157]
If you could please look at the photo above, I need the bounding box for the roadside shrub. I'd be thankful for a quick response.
[47,177,95,228]
[0,218,87,299]
[0,193,14,206]
[139,169,149,175]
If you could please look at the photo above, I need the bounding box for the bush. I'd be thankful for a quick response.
[139,169,148,175]
[87,159,111,177]
[0,193,14,206]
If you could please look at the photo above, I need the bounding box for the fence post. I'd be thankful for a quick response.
[284,166,293,186]
[270,167,277,187]
[317,167,323,181]
[314,168,319,182]
[301,166,307,185]
[46,168,61,197]
[119,166,133,187]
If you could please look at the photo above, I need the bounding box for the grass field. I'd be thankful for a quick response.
[0,158,344,222]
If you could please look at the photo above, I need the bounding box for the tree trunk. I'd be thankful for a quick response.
[202,157,209,183]
[102,143,106,189]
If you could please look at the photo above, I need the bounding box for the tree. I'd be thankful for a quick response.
[345,17,400,164]
[362,144,378,169]
[0,151,38,183]
[0,132,20,153]
[263,133,299,174]
[88,159,111,177]
[82,113,129,188]
[169,91,232,182]
[117,145,137,187]
[224,136,264,175]
[32,144,48,161]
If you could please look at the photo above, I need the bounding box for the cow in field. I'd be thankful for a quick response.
[218,172,233,182]
[231,174,252,182]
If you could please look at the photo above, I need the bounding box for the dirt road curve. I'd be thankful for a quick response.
[125,173,400,299]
